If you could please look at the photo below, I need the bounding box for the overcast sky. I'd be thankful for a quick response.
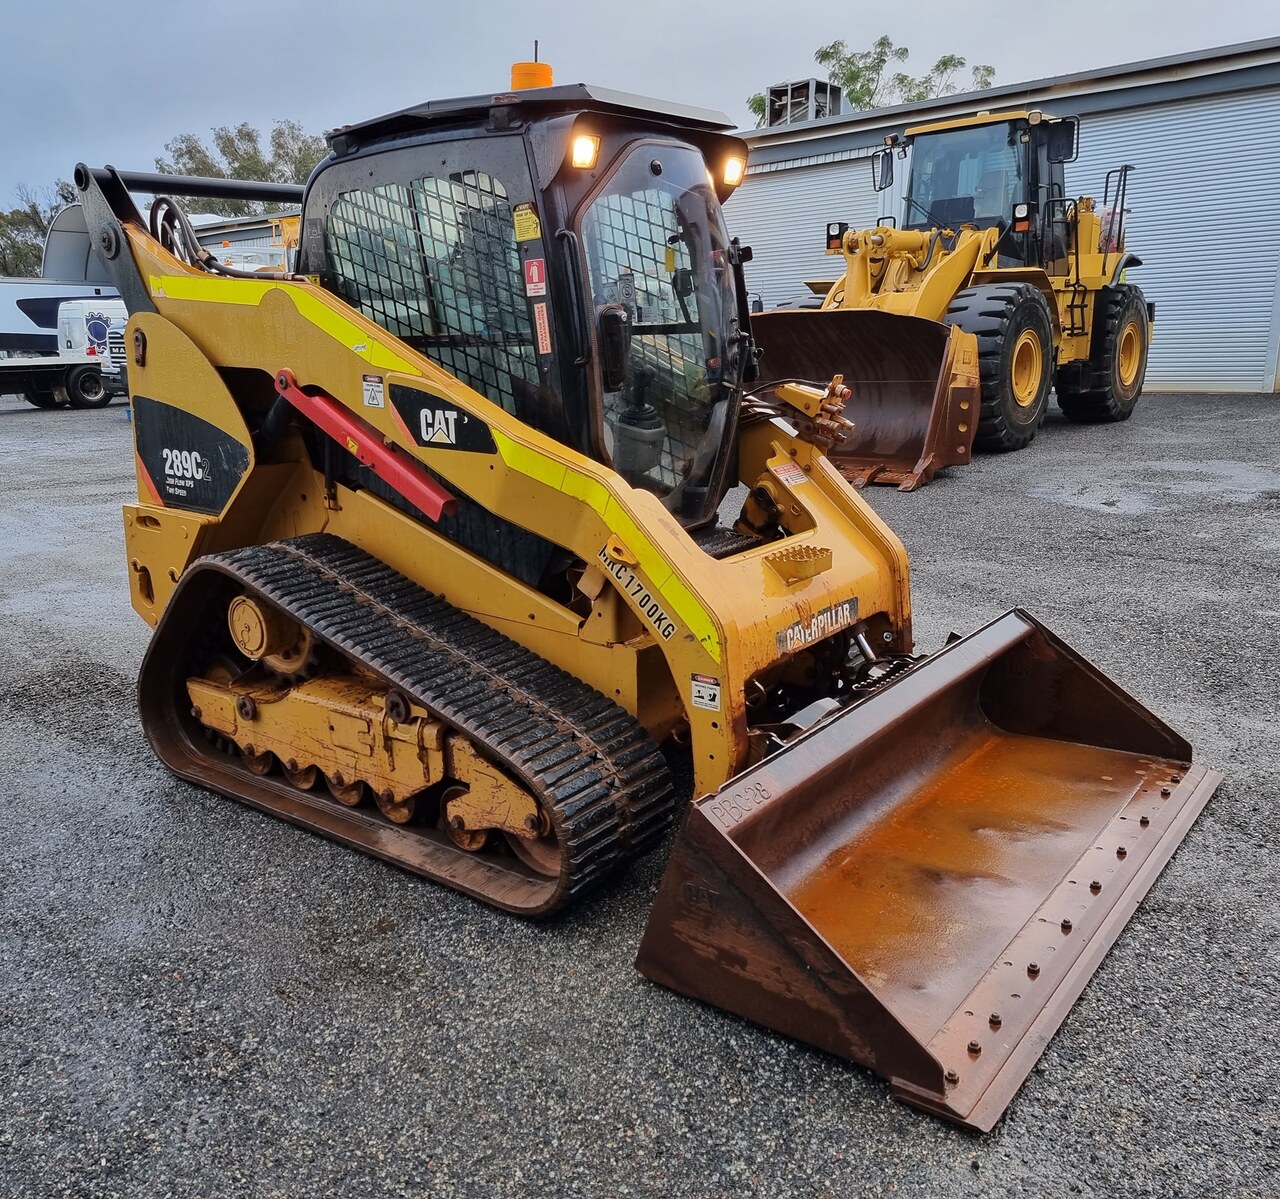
[1,0,1276,201]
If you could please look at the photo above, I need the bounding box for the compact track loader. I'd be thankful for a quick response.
[76,67,1217,1130]
[752,109,1152,489]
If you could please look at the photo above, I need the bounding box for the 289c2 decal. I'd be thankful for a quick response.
[133,395,250,514]
[160,448,212,481]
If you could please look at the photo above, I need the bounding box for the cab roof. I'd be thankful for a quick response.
[906,109,1048,137]
[329,83,736,146]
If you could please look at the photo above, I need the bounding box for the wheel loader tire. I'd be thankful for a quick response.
[22,388,63,409]
[66,364,111,409]
[1057,285,1149,423]
[943,283,1053,452]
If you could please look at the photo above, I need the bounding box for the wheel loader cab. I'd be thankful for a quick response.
[296,87,752,529]
[900,113,1070,268]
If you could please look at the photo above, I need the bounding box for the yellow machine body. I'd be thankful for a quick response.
[119,254,910,799]
[76,84,1212,1132]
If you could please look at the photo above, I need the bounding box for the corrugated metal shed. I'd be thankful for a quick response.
[728,38,1280,391]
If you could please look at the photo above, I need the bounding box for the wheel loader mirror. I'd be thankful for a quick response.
[1046,117,1079,164]
[672,267,695,299]
[872,148,894,192]
[598,304,631,392]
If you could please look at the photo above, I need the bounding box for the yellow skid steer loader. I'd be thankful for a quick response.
[74,67,1215,1131]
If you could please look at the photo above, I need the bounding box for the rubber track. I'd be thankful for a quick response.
[153,534,675,916]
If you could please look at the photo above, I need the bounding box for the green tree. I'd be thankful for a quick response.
[747,36,995,127]
[156,119,327,217]
[0,182,78,278]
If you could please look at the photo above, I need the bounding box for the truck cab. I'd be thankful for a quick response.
[56,298,129,396]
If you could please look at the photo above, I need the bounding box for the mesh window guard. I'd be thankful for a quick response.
[326,172,540,415]
[583,186,713,496]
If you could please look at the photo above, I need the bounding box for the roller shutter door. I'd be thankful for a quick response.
[1065,89,1280,391]
[726,158,879,310]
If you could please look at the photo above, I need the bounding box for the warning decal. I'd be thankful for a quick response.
[533,302,552,355]
[524,257,547,297]
[361,374,385,408]
[691,674,721,711]
[771,461,808,486]
[513,203,542,242]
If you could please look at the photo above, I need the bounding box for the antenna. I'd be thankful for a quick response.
[534,39,539,63]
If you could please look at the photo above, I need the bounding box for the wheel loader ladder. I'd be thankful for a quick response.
[1046,196,1090,337]
[1063,281,1090,337]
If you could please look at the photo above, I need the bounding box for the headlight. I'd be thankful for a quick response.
[571,135,600,169]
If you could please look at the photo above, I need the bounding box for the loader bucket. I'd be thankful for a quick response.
[751,308,979,490]
[637,611,1220,1130]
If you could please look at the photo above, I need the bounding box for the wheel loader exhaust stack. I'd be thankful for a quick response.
[754,110,1152,488]
[77,70,1216,1132]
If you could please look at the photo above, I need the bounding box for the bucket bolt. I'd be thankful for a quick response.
[1117,846,1128,859]
[945,1069,960,1086]
[1140,815,1150,827]
[1161,786,1172,797]
[989,1012,1002,1028]
[1061,918,1073,932]
[1028,962,1041,977]
[967,1040,982,1056]
[1090,880,1102,893]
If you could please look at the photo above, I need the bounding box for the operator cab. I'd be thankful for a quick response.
[295,80,755,530]
[878,110,1077,267]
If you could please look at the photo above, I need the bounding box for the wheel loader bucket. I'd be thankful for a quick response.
[637,611,1220,1131]
[751,308,979,490]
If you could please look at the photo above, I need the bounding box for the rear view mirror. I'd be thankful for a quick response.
[1046,117,1079,163]
[598,304,631,392]
[871,148,893,192]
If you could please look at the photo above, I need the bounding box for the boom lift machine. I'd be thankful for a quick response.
[752,110,1152,488]
[76,67,1215,1131]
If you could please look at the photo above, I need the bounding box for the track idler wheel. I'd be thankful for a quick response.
[375,788,416,825]
[504,811,561,879]
[283,760,318,790]
[227,593,316,678]
[242,747,275,776]
[326,773,364,807]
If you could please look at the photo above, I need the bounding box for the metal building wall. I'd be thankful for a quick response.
[730,82,1280,391]
[727,156,878,310]
[1068,89,1280,391]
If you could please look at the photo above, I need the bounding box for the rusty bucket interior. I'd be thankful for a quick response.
[750,307,979,490]
[637,611,1221,1131]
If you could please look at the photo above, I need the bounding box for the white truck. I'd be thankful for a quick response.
[0,290,128,409]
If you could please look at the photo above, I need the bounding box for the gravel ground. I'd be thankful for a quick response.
[1,391,1276,1198]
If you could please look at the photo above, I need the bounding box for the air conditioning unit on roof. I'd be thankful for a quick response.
[766,79,843,126]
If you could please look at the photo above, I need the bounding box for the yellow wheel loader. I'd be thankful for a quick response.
[75,69,1216,1131]
[751,109,1153,488]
